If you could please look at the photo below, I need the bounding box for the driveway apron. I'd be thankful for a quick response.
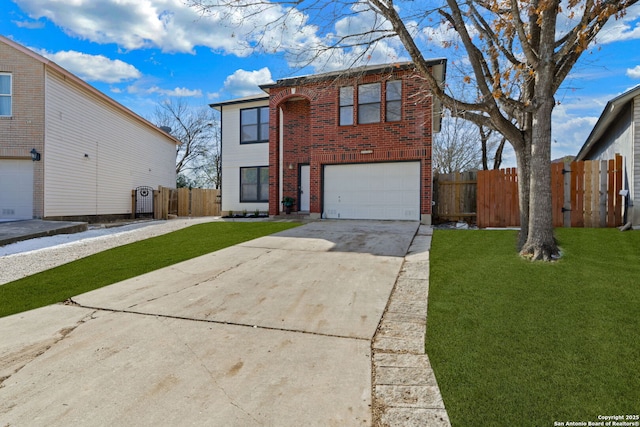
[0,220,418,426]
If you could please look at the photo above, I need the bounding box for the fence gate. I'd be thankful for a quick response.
[134,186,154,218]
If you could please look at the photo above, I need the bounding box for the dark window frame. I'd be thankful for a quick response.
[386,80,402,122]
[240,166,269,203]
[339,86,354,126]
[358,82,381,124]
[240,106,269,144]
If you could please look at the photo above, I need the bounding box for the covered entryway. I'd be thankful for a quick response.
[323,162,420,220]
[0,160,33,220]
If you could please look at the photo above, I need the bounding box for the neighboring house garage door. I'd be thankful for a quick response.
[0,159,33,220]
[323,162,420,220]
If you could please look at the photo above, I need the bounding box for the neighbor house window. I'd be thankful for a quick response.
[339,86,354,125]
[386,80,402,122]
[240,166,269,202]
[358,83,381,124]
[0,73,11,117]
[240,107,269,143]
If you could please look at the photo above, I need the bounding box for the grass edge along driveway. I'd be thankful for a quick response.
[0,221,301,318]
[427,228,640,427]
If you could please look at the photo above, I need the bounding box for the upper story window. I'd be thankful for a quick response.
[240,106,269,144]
[358,83,381,124]
[339,86,354,126]
[0,73,12,117]
[386,80,402,122]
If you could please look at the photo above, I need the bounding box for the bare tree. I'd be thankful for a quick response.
[189,0,638,260]
[434,110,507,174]
[480,126,507,171]
[151,99,220,188]
[434,113,482,174]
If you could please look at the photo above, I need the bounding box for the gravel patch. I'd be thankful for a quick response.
[0,217,223,285]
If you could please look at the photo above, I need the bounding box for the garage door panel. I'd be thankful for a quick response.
[324,162,420,221]
[0,160,34,220]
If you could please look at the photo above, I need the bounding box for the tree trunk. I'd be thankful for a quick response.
[493,137,506,170]
[519,96,559,260]
[514,148,530,251]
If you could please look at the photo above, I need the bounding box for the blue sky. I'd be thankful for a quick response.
[2,0,640,166]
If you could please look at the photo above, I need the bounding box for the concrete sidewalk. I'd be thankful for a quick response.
[0,220,88,246]
[0,220,449,426]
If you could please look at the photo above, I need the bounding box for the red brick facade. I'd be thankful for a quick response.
[265,63,440,222]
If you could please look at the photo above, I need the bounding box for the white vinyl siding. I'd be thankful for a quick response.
[324,162,420,220]
[586,102,636,223]
[43,70,176,217]
[220,99,270,213]
[633,95,640,224]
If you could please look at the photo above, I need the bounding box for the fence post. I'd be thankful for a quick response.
[563,162,571,227]
[131,190,136,220]
[599,160,607,228]
[551,163,563,227]
[614,154,623,225]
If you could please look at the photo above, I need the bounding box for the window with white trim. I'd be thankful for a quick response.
[240,166,269,202]
[0,73,12,117]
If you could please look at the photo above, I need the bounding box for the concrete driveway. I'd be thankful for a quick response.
[0,220,421,426]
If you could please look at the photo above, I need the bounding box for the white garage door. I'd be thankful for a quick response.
[0,160,34,220]
[324,162,420,220]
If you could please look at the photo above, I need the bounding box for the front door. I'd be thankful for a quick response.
[299,165,310,211]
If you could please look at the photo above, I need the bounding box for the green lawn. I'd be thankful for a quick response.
[0,221,300,318]
[427,228,640,426]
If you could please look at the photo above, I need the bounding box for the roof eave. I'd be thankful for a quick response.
[576,85,640,160]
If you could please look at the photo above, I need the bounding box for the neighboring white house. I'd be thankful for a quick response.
[210,94,270,215]
[0,34,179,221]
[576,85,640,225]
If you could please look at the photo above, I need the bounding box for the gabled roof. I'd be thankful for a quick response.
[576,85,640,160]
[0,34,180,145]
[209,60,447,133]
[258,59,446,90]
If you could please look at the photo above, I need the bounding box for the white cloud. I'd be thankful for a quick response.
[222,67,273,97]
[593,3,640,44]
[13,0,287,55]
[13,19,44,29]
[551,104,599,159]
[37,49,141,83]
[148,86,203,97]
[13,0,409,71]
[627,65,640,79]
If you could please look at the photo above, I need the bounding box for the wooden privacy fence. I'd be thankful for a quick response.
[153,186,221,219]
[476,168,519,227]
[477,154,624,228]
[433,171,477,223]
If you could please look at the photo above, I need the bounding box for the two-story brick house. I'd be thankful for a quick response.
[211,60,446,224]
[0,35,178,222]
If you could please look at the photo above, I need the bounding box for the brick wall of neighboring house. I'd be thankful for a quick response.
[267,65,435,219]
[0,41,46,218]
